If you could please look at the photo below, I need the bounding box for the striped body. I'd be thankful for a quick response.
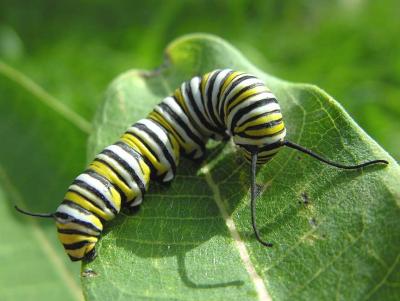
[54,69,286,261]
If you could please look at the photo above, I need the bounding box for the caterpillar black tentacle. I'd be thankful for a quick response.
[15,69,388,261]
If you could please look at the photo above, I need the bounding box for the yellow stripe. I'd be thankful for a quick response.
[89,160,134,201]
[56,222,100,232]
[121,133,167,176]
[174,88,189,115]
[58,233,98,245]
[220,71,243,96]
[85,243,95,254]
[64,191,111,221]
[201,72,211,97]
[259,148,281,157]
[66,243,95,259]
[66,248,85,259]
[235,113,282,132]
[148,113,182,159]
[244,122,285,136]
[109,185,122,211]
[114,140,151,190]
[148,112,182,144]
[227,86,268,112]
[139,160,151,189]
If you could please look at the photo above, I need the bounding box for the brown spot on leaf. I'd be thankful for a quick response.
[82,268,98,278]
[300,191,310,205]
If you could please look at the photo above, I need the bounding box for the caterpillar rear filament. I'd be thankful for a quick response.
[15,69,388,261]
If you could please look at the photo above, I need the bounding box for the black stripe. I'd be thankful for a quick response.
[63,240,90,250]
[68,254,82,261]
[242,118,283,131]
[227,91,275,118]
[62,200,105,223]
[61,200,91,215]
[199,75,216,133]
[158,102,205,154]
[205,71,224,128]
[236,110,281,128]
[172,90,192,122]
[84,170,111,188]
[225,82,265,112]
[222,74,256,103]
[119,132,157,179]
[101,148,146,197]
[115,141,148,175]
[259,141,283,151]
[134,122,177,176]
[53,212,101,233]
[185,77,222,135]
[259,152,276,158]
[124,131,160,163]
[75,174,118,215]
[147,118,178,160]
[230,98,278,133]
[150,107,185,143]
[67,188,107,216]
[217,70,235,123]
[236,127,285,139]
[84,169,126,204]
[115,141,141,160]
[184,79,215,134]
[58,228,100,237]
[93,158,129,201]
[239,140,283,152]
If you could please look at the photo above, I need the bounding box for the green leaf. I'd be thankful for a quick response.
[0,61,85,301]
[82,34,399,300]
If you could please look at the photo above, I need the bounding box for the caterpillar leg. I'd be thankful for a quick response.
[83,247,97,262]
[124,204,141,215]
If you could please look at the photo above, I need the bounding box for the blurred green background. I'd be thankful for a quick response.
[0,1,399,300]
[1,0,399,159]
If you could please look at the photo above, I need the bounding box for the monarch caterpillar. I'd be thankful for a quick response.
[15,69,388,261]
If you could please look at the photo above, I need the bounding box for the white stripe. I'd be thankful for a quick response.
[127,122,171,173]
[68,184,115,218]
[106,144,146,188]
[155,98,204,158]
[96,153,141,197]
[138,119,177,163]
[226,93,279,130]
[233,128,286,146]
[203,70,220,126]
[76,173,119,212]
[183,77,213,137]
[219,72,248,117]
[182,78,214,137]
[162,97,204,142]
[56,204,101,231]
[221,74,260,101]
[58,221,99,236]
[211,69,231,125]
[190,77,210,128]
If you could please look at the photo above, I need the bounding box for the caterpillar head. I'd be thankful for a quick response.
[232,115,287,165]
[226,79,287,165]
[53,203,102,262]
[54,212,100,262]
[14,205,100,261]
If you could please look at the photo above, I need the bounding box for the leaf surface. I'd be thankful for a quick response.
[0,61,86,300]
[82,34,400,301]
